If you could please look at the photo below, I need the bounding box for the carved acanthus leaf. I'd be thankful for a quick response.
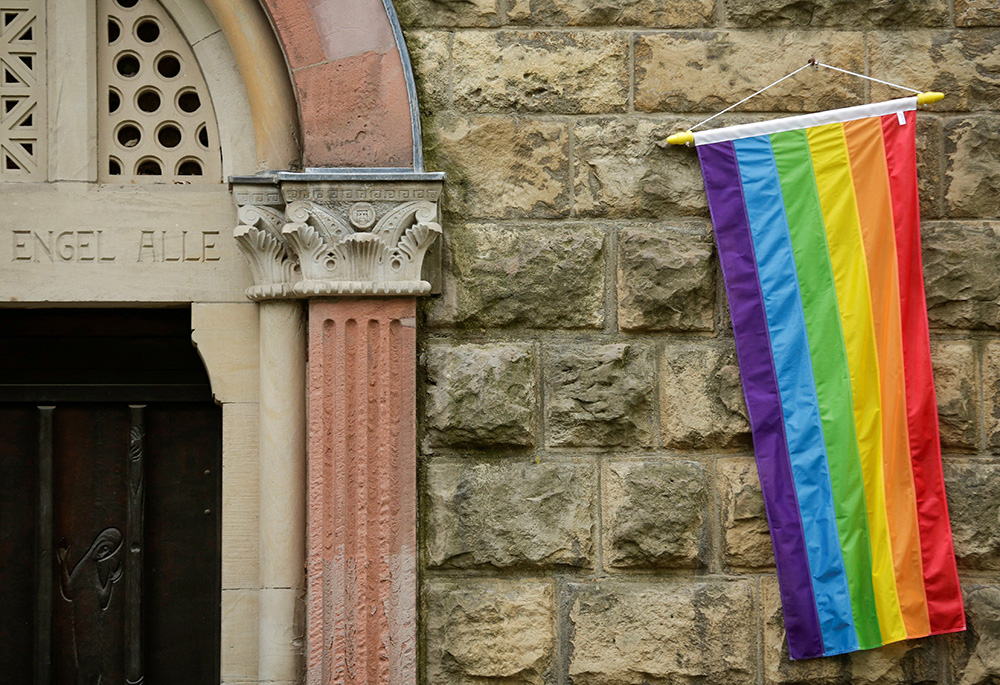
[285,201,353,244]
[233,225,298,299]
[372,201,438,246]
[282,222,333,282]
[391,220,442,280]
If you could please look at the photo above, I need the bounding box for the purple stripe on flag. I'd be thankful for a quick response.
[699,141,824,659]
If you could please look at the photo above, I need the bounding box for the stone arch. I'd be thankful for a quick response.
[256,0,421,169]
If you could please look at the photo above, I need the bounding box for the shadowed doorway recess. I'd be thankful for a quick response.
[0,308,221,685]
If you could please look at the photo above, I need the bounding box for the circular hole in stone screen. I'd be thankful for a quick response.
[108,18,121,44]
[116,0,139,7]
[136,88,161,113]
[155,54,181,79]
[177,89,201,114]
[177,159,203,176]
[197,124,209,148]
[109,88,122,114]
[157,123,182,148]
[136,158,162,175]
[116,123,142,148]
[116,53,141,78]
[135,19,160,43]
[109,157,122,175]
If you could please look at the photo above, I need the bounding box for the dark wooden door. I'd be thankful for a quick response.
[0,309,221,685]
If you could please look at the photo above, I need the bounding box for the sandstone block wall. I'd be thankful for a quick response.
[399,0,1000,681]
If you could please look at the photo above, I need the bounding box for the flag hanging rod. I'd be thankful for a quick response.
[666,60,944,146]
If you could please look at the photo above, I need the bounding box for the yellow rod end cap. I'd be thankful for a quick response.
[917,91,945,106]
[667,131,695,146]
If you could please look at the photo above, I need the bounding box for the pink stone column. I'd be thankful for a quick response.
[307,297,417,685]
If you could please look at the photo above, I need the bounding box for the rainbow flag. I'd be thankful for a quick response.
[695,98,965,659]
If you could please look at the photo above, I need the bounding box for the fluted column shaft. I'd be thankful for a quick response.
[307,298,417,685]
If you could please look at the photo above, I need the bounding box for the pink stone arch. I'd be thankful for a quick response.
[260,0,422,169]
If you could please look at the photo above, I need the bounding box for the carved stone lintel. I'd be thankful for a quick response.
[232,174,443,300]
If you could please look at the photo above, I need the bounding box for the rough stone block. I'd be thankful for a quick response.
[660,343,751,449]
[544,344,654,448]
[572,118,708,218]
[426,223,605,328]
[870,32,1000,112]
[603,459,708,568]
[944,117,1000,219]
[452,31,628,113]
[506,0,714,26]
[719,458,774,569]
[956,0,1000,26]
[635,31,864,113]
[425,580,555,684]
[426,459,595,568]
[949,585,1000,685]
[984,342,1000,452]
[944,460,1000,570]
[726,0,948,26]
[396,0,503,27]
[922,221,1000,329]
[617,223,715,332]
[405,30,451,110]
[568,581,755,684]
[916,115,943,220]
[431,115,569,219]
[931,340,978,451]
[423,343,537,449]
[761,576,939,684]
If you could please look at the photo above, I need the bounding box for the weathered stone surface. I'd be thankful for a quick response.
[544,344,653,448]
[931,340,978,451]
[405,30,451,110]
[603,459,708,568]
[719,458,774,569]
[661,343,750,449]
[916,115,943,220]
[506,0,714,26]
[944,117,1000,219]
[425,580,555,684]
[426,459,595,568]
[956,0,1000,26]
[452,31,628,113]
[426,223,605,328]
[423,343,537,449]
[568,581,755,684]
[635,31,865,113]
[870,32,1000,112]
[984,342,1000,452]
[922,221,1000,329]
[617,224,715,332]
[761,576,940,684]
[726,0,948,27]
[949,585,1000,685]
[572,118,708,218]
[431,115,569,219]
[396,0,503,27]
[944,460,1000,570]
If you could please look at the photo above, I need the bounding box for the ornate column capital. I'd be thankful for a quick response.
[232,171,445,300]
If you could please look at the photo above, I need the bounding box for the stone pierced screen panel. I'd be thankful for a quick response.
[0,0,45,180]
[98,0,221,183]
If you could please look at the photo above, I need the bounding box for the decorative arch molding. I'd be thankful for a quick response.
[256,0,422,169]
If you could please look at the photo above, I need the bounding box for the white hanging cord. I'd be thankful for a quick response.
[812,61,922,94]
[689,63,812,132]
[688,60,924,133]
